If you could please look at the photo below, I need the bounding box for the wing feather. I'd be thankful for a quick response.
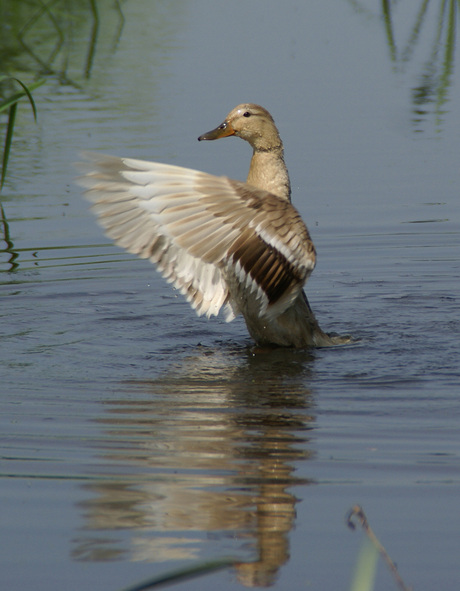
[77,152,316,320]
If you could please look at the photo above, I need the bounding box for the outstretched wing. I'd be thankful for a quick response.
[77,153,316,321]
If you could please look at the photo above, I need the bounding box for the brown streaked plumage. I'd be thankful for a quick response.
[77,103,343,347]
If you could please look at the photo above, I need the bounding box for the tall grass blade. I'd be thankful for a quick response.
[349,538,379,591]
[347,505,412,591]
[0,80,45,114]
[9,77,44,121]
[0,78,45,190]
[1,103,18,190]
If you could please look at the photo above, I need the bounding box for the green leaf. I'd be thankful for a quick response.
[0,78,45,116]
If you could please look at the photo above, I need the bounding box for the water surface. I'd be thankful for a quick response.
[1,2,459,590]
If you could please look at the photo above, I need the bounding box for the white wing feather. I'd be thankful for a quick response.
[77,153,315,321]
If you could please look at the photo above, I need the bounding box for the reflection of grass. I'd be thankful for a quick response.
[6,0,125,83]
[0,0,123,269]
[348,0,458,132]
[0,0,125,189]
[0,0,125,127]
[382,0,458,131]
[0,200,19,271]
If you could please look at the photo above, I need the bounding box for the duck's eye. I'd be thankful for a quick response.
[243,111,251,118]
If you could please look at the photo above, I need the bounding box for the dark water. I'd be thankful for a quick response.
[1,2,460,590]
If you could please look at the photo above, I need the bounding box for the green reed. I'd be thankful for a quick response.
[0,76,45,190]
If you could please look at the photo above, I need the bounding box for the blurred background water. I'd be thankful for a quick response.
[1,1,459,590]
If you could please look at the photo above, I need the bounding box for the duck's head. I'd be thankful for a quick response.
[198,103,282,151]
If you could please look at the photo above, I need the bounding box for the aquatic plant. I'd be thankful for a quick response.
[0,76,44,190]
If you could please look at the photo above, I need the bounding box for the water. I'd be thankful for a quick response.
[1,1,460,590]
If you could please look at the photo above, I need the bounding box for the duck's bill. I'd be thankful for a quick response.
[198,121,235,141]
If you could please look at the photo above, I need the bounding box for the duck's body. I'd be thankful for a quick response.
[78,103,340,347]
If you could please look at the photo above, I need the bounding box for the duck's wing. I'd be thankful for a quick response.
[76,153,316,321]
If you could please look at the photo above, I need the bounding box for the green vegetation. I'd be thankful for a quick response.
[0,0,124,191]
[0,76,45,190]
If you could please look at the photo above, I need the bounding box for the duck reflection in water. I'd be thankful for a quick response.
[72,347,318,587]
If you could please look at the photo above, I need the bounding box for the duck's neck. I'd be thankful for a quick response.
[246,145,292,202]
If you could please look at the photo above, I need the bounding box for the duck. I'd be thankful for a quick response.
[78,103,343,347]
